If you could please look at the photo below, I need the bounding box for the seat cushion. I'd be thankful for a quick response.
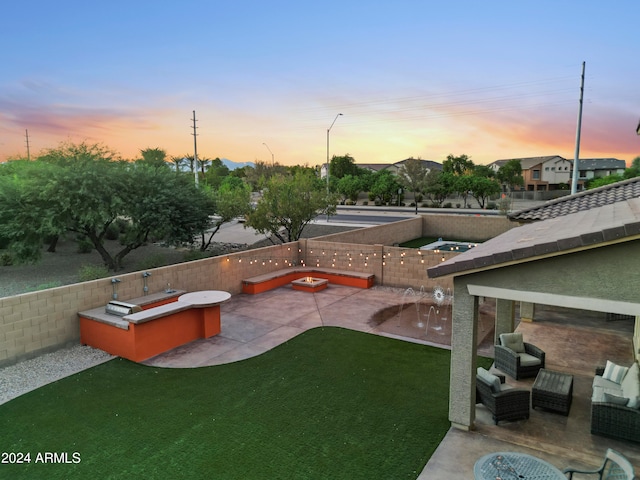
[592,385,624,403]
[500,332,525,353]
[517,352,541,367]
[593,375,623,391]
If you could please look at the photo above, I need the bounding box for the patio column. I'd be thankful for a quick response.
[449,277,479,431]
[520,301,536,322]
[495,298,515,344]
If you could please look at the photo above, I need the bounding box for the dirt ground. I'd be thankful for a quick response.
[0,225,358,298]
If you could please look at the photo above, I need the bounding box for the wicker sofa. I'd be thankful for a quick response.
[476,367,530,425]
[590,361,640,443]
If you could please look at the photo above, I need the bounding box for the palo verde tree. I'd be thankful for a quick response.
[197,176,252,251]
[2,142,212,270]
[443,154,475,207]
[397,157,429,214]
[245,171,337,244]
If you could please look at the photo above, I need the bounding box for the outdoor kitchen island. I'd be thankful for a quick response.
[79,290,231,362]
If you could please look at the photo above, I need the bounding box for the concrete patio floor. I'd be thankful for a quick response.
[143,284,640,478]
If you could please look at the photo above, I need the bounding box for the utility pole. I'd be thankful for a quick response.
[25,129,31,160]
[571,62,585,195]
[191,110,199,187]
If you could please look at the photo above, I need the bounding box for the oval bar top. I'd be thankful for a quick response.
[178,290,231,307]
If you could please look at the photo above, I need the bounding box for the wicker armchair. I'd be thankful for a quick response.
[476,368,530,425]
[563,448,636,479]
[494,332,545,380]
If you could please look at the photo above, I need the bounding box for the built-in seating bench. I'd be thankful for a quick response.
[241,267,375,294]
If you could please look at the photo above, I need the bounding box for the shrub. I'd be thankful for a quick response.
[137,253,167,270]
[362,201,368,205]
[0,252,13,266]
[78,264,110,282]
[77,239,93,254]
[444,202,452,208]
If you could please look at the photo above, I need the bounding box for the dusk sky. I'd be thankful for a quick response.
[2,1,639,166]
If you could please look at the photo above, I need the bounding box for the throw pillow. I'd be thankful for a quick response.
[603,392,630,406]
[602,360,629,384]
[500,333,525,353]
[621,362,640,399]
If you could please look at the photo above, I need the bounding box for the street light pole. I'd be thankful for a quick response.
[326,113,342,221]
[263,142,274,166]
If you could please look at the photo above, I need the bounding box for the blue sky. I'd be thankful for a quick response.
[1,1,638,165]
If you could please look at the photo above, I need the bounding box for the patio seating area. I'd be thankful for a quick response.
[141,284,640,477]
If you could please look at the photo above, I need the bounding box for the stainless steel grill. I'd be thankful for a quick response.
[105,301,142,317]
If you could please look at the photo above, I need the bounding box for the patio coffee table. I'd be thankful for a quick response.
[532,368,574,415]
[474,452,565,480]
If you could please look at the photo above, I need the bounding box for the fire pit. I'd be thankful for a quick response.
[291,276,328,293]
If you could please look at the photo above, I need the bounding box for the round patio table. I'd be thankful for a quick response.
[474,452,565,479]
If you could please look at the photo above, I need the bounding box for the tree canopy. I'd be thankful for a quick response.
[0,142,213,270]
[397,158,429,214]
[245,171,337,243]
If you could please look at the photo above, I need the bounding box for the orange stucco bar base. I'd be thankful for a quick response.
[242,268,374,295]
[80,307,218,362]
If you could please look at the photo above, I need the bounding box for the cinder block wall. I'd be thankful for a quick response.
[0,244,299,367]
[0,214,512,367]
[422,214,514,242]
[318,217,423,245]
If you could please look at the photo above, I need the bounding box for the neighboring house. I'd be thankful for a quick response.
[489,155,572,191]
[357,163,393,173]
[489,155,627,192]
[578,158,626,181]
[427,176,640,432]
[358,159,442,175]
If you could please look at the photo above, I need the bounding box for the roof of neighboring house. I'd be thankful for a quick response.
[394,158,442,170]
[490,155,566,170]
[357,163,392,172]
[577,158,626,170]
[427,176,640,279]
[508,176,640,223]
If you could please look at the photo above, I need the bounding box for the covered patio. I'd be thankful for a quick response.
[426,178,640,473]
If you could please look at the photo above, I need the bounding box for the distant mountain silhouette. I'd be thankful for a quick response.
[222,159,254,170]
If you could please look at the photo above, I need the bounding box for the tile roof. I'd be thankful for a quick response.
[427,179,640,279]
[492,155,564,170]
[508,177,640,223]
[578,158,626,170]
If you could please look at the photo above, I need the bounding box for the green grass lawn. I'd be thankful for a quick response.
[1,327,492,479]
